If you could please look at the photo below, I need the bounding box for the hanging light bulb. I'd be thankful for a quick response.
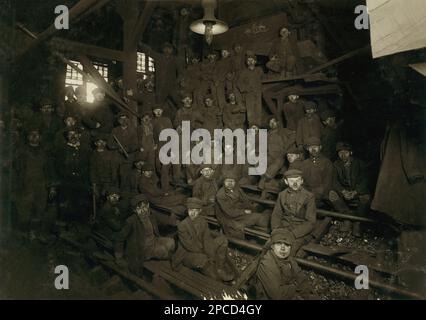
[204,21,214,45]
[190,0,228,45]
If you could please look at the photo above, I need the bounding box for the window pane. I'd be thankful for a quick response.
[137,52,146,73]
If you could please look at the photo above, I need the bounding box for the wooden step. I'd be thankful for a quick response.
[302,243,397,276]
[144,260,243,300]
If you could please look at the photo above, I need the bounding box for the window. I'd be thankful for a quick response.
[64,60,109,103]
[137,52,155,79]
[64,60,84,98]
[86,62,109,103]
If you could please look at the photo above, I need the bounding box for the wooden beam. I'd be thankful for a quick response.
[54,50,138,118]
[77,54,139,118]
[18,0,101,57]
[262,46,371,86]
[120,0,140,117]
[270,84,342,98]
[132,1,157,48]
[49,37,126,61]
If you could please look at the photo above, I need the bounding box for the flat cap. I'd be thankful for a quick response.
[246,50,256,58]
[303,101,317,111]
[222,171,238,181]
[286,144,303,154]
[162,42,173,49]
[39,98,53,107]
[132,151,148,163]
[152,105,164,110]
[199,163,214,173]
[271,228,295,245]
[336,142,352,152]
[320,109,336,121]
[186,197,203,209]
[181,92,193,100]
[284,169,303,179]
[105,186,120,196]
[305,136,321,146]
[93,132,110,142]
[130,194,149,207]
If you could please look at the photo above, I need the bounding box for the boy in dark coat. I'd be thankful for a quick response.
[115,194,175,275]
[271,169,316,250]
[172,197,234,282]
[329,142,371,236]
[256,228,310,300]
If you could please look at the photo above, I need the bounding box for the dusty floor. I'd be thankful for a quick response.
[0,234,146,300]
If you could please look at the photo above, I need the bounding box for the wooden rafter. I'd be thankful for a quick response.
[49,37,126,62]
[17,0,110,58]
[77,54,139,118]
[132,1,157,48]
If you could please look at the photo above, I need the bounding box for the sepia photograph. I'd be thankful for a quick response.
[0,0,425,305]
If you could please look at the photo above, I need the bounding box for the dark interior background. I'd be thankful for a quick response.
[1,0,425,192]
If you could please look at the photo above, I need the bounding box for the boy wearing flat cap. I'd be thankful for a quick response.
[109,112,139,160]
[296,101,323,148]
[300,136,333,206]
[89,132,120,202]
[256,228,310,300]
[271,169,316,249]
[192,164,218,216]
[320,109,341,161]
[328,142,371,236]
[285,144,304,171]
[115,194,175,275]
[82,87,115,135]
[137,163,187,211]
[237,51,263,127]
[216,172,269,239]
[93,187,124,243]
[172,198,234,282]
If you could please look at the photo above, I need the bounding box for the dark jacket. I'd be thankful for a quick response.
[216,186,253,219]
[116,213,160,274]
[109,125,139,154]
[271,187,316,237]
[279,100,306,131]
[12,145,56,191]
[296,114,323,147]
[95,202,125,241]
[333,157,369,195]
[89,150,121,186]
[173,107,203,129]
[256,250,307,300]
[153,116,173,145]
[83,101,115,133]
[172,215,214,269]
[301,155,333,200]
[193,176,218,205]
[55,142,90,186]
